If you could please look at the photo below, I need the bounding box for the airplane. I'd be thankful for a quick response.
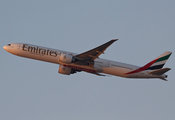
[3,39,172,81]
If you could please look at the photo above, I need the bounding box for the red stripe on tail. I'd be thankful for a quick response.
[125,58,159,74]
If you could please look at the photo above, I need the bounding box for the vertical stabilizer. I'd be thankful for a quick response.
[126,51,172,75]
[147,51,172,70]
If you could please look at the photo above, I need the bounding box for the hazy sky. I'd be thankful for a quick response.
[1,0,175,120]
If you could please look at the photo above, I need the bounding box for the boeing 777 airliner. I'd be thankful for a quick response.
[3,39,172,81]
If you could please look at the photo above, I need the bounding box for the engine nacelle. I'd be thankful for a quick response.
[58,65,71,75]
[59,53,74,64]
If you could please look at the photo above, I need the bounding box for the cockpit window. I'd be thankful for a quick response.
[7,44,11,46]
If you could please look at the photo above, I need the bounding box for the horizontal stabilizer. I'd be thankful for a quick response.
[160,78,168,81]
[148,68,171,75]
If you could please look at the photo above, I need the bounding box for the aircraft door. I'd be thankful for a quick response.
[106,61,110,67]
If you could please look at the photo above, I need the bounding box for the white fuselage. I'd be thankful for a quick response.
[3,43,166,79]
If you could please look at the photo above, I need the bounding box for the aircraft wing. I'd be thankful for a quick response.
[74,39,118,63]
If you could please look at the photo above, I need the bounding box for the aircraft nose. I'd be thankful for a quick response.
[3,45,7,51]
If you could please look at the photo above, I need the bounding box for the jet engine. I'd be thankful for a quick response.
[58,65,72,75]
[59,53,75,64]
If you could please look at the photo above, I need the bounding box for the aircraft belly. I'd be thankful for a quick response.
[126,72,161,79]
